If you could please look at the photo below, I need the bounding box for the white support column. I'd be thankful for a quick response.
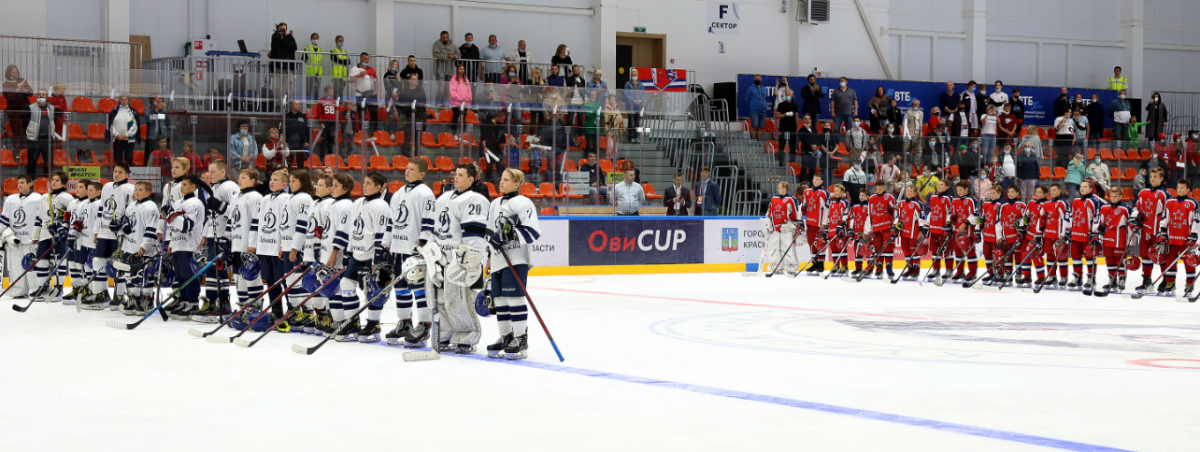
[962,0,986,82]
[592,0,616,78]
[1121,0,1145,98]
[368,0,394,56]
[102,0,130,43]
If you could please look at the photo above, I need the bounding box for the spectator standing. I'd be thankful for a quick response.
[228,120,258,170]
[509,40,531,83]
[448,64,473,137]
[624,69,645,143]
[829,77,858,142]
[744,74,770,141]
[48,83,68,125]
[771,77,790,111]
[1018,126,1044,159]
[928,106,942,130]
[1016,142,1040,203]
[844,118,868,163]
[999,143,1017,194]
[663,171,692,216]
[920,129,943,171]
[1053,109,1077,168]
[106,94,141,167]
[459,33,481,81]
[144,94,173,149]
[930,124,952,169]
[582,90,602,156]
[26,89,62,177]
[1109,90,1134,148]
[799,74,824,121]
[432,31,461,93]
[551,45,573,77]
[1073,93,1087,113]
[868,86,888,134]
[1087,154,1111,196]
[914,165,939,202]
[939,81,959,121]
[3,65,32,151]
[885,98,902,135]
[268,23,297,101]
[1145,92,1169,145]
[282,100,309,165]
[988,80,1009,108]
[1072,108,1089,156]
[694,166,721,215]
[149,137,173,173]
[314,86,338,158]
[1107,66,1128,92]
[587,69,609,105]
[479,110,510,182]
[538,113,568,182]
[348,52,377,100]
[774,89,799,166]
[1009,87,1025,126]
[1065,152,1086,199]
[959,80,986,137]
[301,33,324,99]
[959,144,981,196]
[382,59,401,96]
[399,55,423,80]
[612,169,645,215]
[878,155,901,194]
[1086,94,1105,142]
[479,35,508,83]
[842,163,868,205]
[998,103,1018,148]
[948,107,970,154]
[261,128,288,170]
[601,95,624,158]
[330,36,350,97]
[901,98,924,156]
[565,65,587,132]
[394,74,427,154]
[797,115,818,182]
[178,141,203,175]
[1052,87,1072,119]
[979,105,999,156]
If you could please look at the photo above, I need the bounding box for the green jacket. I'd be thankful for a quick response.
[583,100,601,132]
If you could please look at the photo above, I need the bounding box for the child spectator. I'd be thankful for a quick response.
[178,141,203,175]
[150,137,173,174]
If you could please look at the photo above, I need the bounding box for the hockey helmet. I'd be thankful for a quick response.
[956,234,973,253]
[301,264,330,293]
[475,289,493,317]
[230,310,275,332]
[305,264,340,298]
[1125,256,1142,271]
[1084,242,1099,259]
[992,246,1006,259]
[915,238,930,256]
[21,253,34,271]
[189,254,203,275]
[239,253,262,280]
[811,236,827,253]
[1148,244,1163,263]
[401,257,427,285]
[147,257,175,286]
[1185,252,1200,268]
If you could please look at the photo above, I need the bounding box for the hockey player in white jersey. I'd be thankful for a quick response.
[337,172,391,342]
[226,169,265,309]
[280,170,316,332]
[158,158,189,240]
[164,176,207,319]
[67,181,102,305]
[194,160,240,322]
[88,163,135,308]
[323,173,360,341]
[0,176,46,300]
[304,174,337,334]
[249,170,293,323]
[384,158,437,346]
[34,171,75,302]
[114,181,160,315]
[62,179,91,305]
[485,168,542,359]
[420,164,491,354]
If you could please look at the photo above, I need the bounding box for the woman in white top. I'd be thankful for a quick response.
[106,94,141,167]
[1053,109,1077,169]
[979,105,999,157]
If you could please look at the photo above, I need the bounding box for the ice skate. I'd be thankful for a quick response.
[487,333,513,358]
[81,291,110,311]
[357,320,381,343]
[1136,276,1155,294]
[386,319,413,345]
[1160,281,1176,296]
[334,318,359,342]
[1066,275,1082,291]
[504,334,529,360]
[402,321,431,348]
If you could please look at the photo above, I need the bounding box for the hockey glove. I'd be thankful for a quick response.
[373,246,388,265]
[72,220,84,232]
[1129,216,1141,228]
[1088,232,1101,247]
[121,217,134,235]
[1157,232,1169,245]
[1190,233,1198,248]
[313,225,324,240]
[488,231,506,251]
[836,224,847,236]
[919,225,929,236]
[160,205,174,219]
[215,237,232,257]
[205,197,228,215]
[108,217,123,232]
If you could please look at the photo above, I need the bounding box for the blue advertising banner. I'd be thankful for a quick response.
[568,219,705,266]
[736,75,1117,128]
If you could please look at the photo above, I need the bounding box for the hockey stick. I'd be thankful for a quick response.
[763,225,804,278]
[825,234,864,280]
[794,228,839,277]
[288,268,396,354]
[844,234,888,283]
[8,237,67,312]
[991,236,1043,292]
[1082,240,1103,296]
[891,233,930,284]
[495,246,564,361]
[105,252,226,330]
[232,267,348,348]
[193,264,312,339]
[1124,243,1197,300]
[218,267,313,344]
[1096,227,1140,298]
[965,239,1022,289]
[918,231,954,287]
[10,245,71,312]
[1023,238,1069,294]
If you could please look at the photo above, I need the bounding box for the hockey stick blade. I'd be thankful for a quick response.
[187,328,206,338]
[291,342,326,355]
[11,300,34,312]
[106,317,148,330]
[403,350,441,362]
[232,338,252,348]
[206,334,235,344]
[1122,292,1147,300]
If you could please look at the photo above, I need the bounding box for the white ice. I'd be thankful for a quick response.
[2,273,1199,452]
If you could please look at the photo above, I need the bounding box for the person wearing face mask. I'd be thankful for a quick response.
[921,131,944,172]
[979,105,999,157]
[901,98,924,156]
[1109,89,1134,149]
[1072,94,1086,114]
[1017,143,1041,203]
[1145,92,1169,143]
[26,88,63,178]
[478,34,509,83]
[799,74,824,120]
[1053,109,1077,169]
[1009,88,1025,126]
[844,117,868,163]
[999,144,1017,194]
[1086,94,1105,142]
[797,115,818,182]
[829,77,858,142]
[302,33,324,99]
[587,69,609,105]
[959,80,986,136]
[868,86,889,134]
[842,161,868,206]
[382,59,402,96]
[459,33,481,81]
[268,22,297,100]
[509,40,530,83]
[744,74,770,141]
[1065,152,1087,199]
[1071,108,1089,156]
[228,120,259,170]
[774,89,800,167]
[998,103,1018,148]
[331,35,350,97]
[881,123,903,164]
[1086,154,1111,195]
[959,143,981,196]
[1053,87,1072,119]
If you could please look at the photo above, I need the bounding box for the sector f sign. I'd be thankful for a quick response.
[708,3,739,35]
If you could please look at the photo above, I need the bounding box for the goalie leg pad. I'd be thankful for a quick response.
[447,245,484,288]
[440,283,482,345]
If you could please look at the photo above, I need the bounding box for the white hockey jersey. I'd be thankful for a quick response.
[77,198,101,249]
[432,189,490,254]
[38,188,74,242]
[251,190,292,255]
[166,194,205,252]
[159,177,185,237]
[96,180,135,241]
[205,179,240,240]
[282,192,313,253]
[227,188,264,252]
[488,194,542,271]
[0,192,45,243]
[121,198,160,255]
[346,193,390,261]
[388,181,436,255]
[327,195,357,266]
[305,196,336,263]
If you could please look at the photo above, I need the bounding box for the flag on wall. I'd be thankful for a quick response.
[635,68,688,92]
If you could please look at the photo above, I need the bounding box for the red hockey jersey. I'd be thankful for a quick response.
[926,191,954,233]
[1069,195,1103,242]
[1040,197,1069,239]
[1099,202,1132,248]
[997,200,1027,242]
[1162,196,1199,245]
[896,198,924,240]
[316,98,339,121]
[867,193,896,233]
[827,198,849,232]
[1024,199,1043,241]
[803,188,830,228]
[1135,187,1169,235]
[767,195,798,232]
[951,195,980,232]
[850,203,870,235]
[981,201,999,243]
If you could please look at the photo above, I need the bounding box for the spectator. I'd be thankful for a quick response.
[478,34,508,83]
[510,40,531,83]
[1132,168,1148,192]
[1140,150,1164,184]
[382,59,402,96]
[1145,92,1168,144]
[829,77,858,141]
[928,106,942,130]
[930,124,952,169]
[1087,154,1111,195]
[448,64,473,137]
[1072,93,1086,113]
[1108,66,1128,91]
[998,102,1018,147]
[432,31,461,84]
[1052,87,1072,119]
[330,35,350,96]
[458,33,481,81]
[283,100,309,164]
[1072,108,1089,156]
[302,33,324,99]
[694,166,721,215]
[106,94,141,166]
[624,68,645,143]
[349,52,377,100]
[611,169,645,215]
[582,90,602,155]
[546,65,565,87]
[919,130,940,171]
[842,161,868,204]
[775,89,799,166]
[551,44,573,76]
[602,95,624,158]
[149,137,173,173]
[268,22,297,100]
[1016,142,1039,203]
[1154,134,1179,187]
[797,115,818,183]
[1053,108,1077,168]
[399,55,423,81]
[3,65,32,151]
[260,127,288,170]
[1086,93,1105,142]
[868,86,888,134]
[524,67,548,128]
[663,170,692,216]
[48,83,68,125]
[960,80,985,137]
[1017,126,1044,158]
[989,80,1008,108]
[580,151,606,202]
[1065,152,1086,199]
[959,144,981,196]
[144,93,173,149]
[939,81,959,121]
[844,118,868,163]
[228,120,258,170]
[538,113,568,182]
[772,77,790,110]
[947,104,970,152]
[881,123,903,163]
[179,141,202,175]
[885,98,902,135]
[744,74,770,141]
[479,110,509,182]
[565,65,587,130]
[394,74,427,155]
[500,64,522,85]
[1109,89,1134,148]
[619,159,641,184]
[204,147,224,173]
[1009,87,1025,126]
[915,165,940,202]
[587,69,609,104]
[26,89,62,177]
[901,98,924,155]
[980,104,999,156]
[878,154,901,194]
[799,74,824,120]
[313,86,338,158]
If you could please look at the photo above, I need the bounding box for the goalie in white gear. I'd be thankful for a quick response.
[34,171,75,302]
[764,181,801,275]
[322,173,360,340]
[194,160,240,322]
[88,163,135,309]
[486,168,542,360]
[114,181,160,315]
[225,169,265,309]
[422,164,490,354]
[0,176,46,300]
[384,158,437,346]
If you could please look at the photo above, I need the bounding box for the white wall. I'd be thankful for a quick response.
[393,2,452,58]
[1144,0,1200,93]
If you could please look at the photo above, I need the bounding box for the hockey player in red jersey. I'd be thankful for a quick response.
[765,181,801,275]
[990,185,1027,286]
[1133,167,1169,293]
[865,183,897,279]
[979,185,1003,283]
[1017,185,1047,288]
[823,185,851,276]
[1099,187,1133,294]
[951,180,980,283]
[1040,184,1070,289]
[895,185,925,281]
[802,175,830,275]
[923,180,956,283]
[1155,180,1200,296]
[1066,180,1103,292]
[848,189,871,278]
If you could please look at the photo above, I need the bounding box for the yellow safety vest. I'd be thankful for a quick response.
[330,48,349,78]
[1108,76,1127,91]
[303,45,324,76]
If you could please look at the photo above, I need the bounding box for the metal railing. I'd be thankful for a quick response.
[0,35,144,94]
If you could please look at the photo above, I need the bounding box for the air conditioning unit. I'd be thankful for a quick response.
[798,0,830,24]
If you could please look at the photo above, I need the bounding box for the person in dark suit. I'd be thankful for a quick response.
[663,171,692,216]
[693,166,721,216]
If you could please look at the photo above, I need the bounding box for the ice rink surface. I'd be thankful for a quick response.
[3,273,1200,452]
